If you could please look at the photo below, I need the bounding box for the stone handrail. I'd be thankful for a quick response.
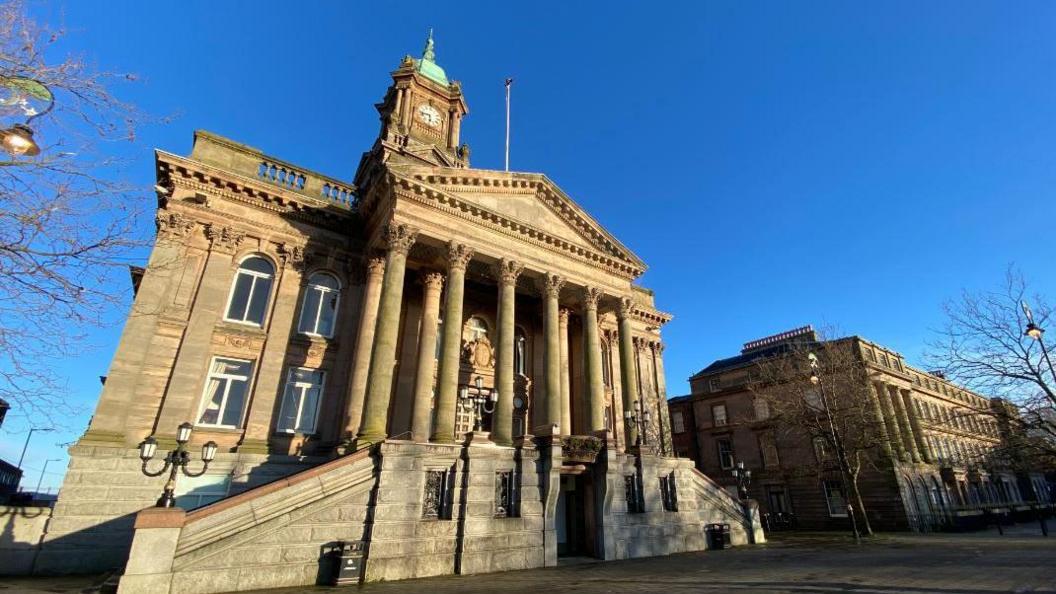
[688,467,751,520]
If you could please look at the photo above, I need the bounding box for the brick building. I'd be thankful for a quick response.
[670,326,1053,532]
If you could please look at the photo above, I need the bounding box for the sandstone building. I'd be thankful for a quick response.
[21,35,759,592]
[670,325,1053,532]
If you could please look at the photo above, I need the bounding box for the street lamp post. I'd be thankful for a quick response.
[17,427,53,469]
[1022,301,1056,387]
[0,76,54,157]
[138,422,217,508]
[732,460,756,544]
[34,458,61,494]
[809,352,862,544]
[459,376,498,433]
[623,399,652,448]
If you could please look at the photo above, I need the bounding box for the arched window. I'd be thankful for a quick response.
[467,316,488,341]
[514,328,527,375]
[225,256,274,325]
[298,272,340,337]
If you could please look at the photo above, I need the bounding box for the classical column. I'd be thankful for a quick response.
[867,381,895,460]
[583,287,606,433]
[492,259,524,446]
[901,389,933,463]
[617,297,640,448]
[356,223,418,445]
[341,256,386,440]
[431,242,474,443]
[888,384,921,463]
[539,274,565,433]
[410,271,445,442]
[874,381,907,462]
[558,308,571,435]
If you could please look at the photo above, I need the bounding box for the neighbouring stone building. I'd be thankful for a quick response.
[670,325,1054,533]
[14,34,759,592]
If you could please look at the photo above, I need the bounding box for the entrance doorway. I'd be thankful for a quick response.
[556,473,596,558]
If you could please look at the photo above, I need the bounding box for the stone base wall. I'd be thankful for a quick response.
[0,505,53,575]
[35,443,319,574]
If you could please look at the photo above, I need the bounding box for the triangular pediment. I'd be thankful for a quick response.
[387,165,646,274]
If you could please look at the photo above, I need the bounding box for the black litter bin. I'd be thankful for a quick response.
[706,523,731,550]
[330,540,366,586]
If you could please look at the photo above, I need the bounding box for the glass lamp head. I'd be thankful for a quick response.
[176,422,193,445]
[475,376,483,390]
[201,440,218,462]
[139,436,158,461]
[1026,323,1044,340]
[1,124,40,156]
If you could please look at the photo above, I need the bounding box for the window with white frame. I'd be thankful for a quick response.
[467,316,488,341]
[716,438,734,470]
[812,436,830,462]
[712,403,728,427]
[298,273,340,337]
[671,410,685,434]
[225,256,275,325]
[174,473,231,510]
[277,368,325,434]
[822,479,848,517]
[197,357,253,428]
[753,398,770,421]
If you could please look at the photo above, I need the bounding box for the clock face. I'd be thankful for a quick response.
[417,104,443,128]
[514,397,525,409]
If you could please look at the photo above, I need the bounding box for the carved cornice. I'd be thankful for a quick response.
[582,286,603,310]
[384,222,418,255]
[540,273,565,299]
[277,242,305,270]
[421,270,445,292]
[389,175,643,280]
[492,258,525,286]
[446,241,474,271]
[204,224,245,254]
[156,211,196,240]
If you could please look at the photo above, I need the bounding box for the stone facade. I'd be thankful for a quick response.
[16,35,761,589]
[670,325,1054,532]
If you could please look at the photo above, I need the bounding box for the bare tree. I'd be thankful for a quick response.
[748,333,889,536]
[0,1,149,426]
[927,267,1056,466]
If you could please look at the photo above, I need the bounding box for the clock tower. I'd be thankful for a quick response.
[359,31,470,178]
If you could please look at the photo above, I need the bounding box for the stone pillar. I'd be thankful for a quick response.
[617,297,640,448]
[492,259,524,446]
[356,223,418,445]
[539,274,565,433]
[116,508,185,594]
[902,389,933,463]
[867,381,895,461]
[431,242,474,443]
[888,384,921,463]
[82,212,194,446]
[154,224,245,436]
[558,308,571,435]
[874,381,908,462]
[583,287,606,433]
[238,244,306,452]
[410,271,445,442]
[341,256,386,440]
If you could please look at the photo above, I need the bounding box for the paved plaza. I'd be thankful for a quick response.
[3,528,1054,594]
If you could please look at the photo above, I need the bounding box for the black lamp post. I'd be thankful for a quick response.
[1022,301,1056,387]
[623,399,652,447]
[139,422,217,508]
[808,352,861,544]
[459,376,498,432]
[732,460,755,543]
[0,76,54,157]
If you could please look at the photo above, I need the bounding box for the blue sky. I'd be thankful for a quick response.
[3,1,1055,492]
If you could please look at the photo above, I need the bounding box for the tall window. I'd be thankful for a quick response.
[712,403,728,427]
[277,368,325,434]
[671,410,685,434]
[298,273,340,337]
[467,316,488,341]
[225,256,275,325]
[822,480,848,517]
[175,474,231,510]
[753,398,770,421]
[716,438,734,470]
[197,357,253,428]
[514,328,527,375]
[812,436,830,462]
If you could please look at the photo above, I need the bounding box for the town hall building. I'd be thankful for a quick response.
[25,34,760,592]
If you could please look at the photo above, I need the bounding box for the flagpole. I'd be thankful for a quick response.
[504,77,513,172]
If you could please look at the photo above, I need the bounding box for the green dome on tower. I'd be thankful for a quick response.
[414,29,449,86]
